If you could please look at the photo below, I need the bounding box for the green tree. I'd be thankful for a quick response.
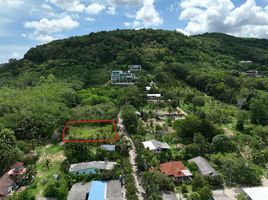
[197,186,212,200]
[191,174,206,192]
[250,95,268,125]
[44,180,59,197]
[212,134,236,153]
[121,105,138,134]
[0,128,19,174]
[192,96,206,107]
[187,192,201,200]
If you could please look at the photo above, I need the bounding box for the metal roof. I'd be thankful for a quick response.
[106,180,122,200]
[188,156,217,176]
[147,94,161,97]
[243,187,268,200]
[69,161,117,173]
[67,182,90,200]
[162,191,178,200]
[212,190,231,200]
[142,139,170,151]
[101,145,116,151]
[67,180,122,200]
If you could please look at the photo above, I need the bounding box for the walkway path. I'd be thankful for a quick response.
[118,113,145,200]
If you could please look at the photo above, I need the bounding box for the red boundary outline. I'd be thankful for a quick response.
[62,119,119,143]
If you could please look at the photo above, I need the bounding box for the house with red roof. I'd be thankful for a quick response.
[160,161,192,182]
[0,162,26,200]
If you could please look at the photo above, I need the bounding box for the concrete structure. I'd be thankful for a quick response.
[162,191,178,200]
[147,94,162,101]
[142,139,170,153]
[69,161,117,175]
[246,70,259,77]
[188,156,217,177]
[145,86,151,91]
[67,182,91,200]
[212,190,231,200]
[240,60,253,64]
[67,180,122,200]
[111,71,134,85]
[243,187,268,200]
[101,145,116,152]
[160,161,192,182]
[128,65,141,73]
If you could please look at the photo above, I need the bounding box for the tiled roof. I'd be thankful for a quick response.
[10,162,24,169]
[160,161,192,177]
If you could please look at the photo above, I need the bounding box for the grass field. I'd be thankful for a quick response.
[66,124,115,140]
[25,144,68,199]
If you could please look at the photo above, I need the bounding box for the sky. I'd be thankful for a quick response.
[1,0,268,63]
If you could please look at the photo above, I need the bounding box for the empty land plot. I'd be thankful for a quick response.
[65,123,115,140]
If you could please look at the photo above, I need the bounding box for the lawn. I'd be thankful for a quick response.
[26,144,68,199]
[66,124,115,140]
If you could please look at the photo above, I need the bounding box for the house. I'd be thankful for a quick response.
[0,162,26,200]
[145,86,151,91]
[67,182,91,200]
[111,71,134,85]
[101,145,116,152]
[188,156,217,177]
[67,180,122,200]
[0,173,14,199]
[246,70,259,77]
[142,139,170,153]
[162,191,178,200]
[160,161,192,182]
[149,81,156,87]
[128,65,141,73]
[240,60,253,64]
[69,161,117,175]
[212,190,231,200]
[147,94,162,101]
[7,162,26,176]
[242,187,268,200]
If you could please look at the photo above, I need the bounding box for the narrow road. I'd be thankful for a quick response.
[118,113,145,200]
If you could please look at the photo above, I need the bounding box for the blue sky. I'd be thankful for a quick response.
[1,0,268,63]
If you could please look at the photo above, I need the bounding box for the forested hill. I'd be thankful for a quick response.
[0,29,268,104]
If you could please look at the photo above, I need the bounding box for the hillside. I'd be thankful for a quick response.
[1,30,268,87]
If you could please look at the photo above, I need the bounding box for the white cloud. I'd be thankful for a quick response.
[178,0,268,38]
[125,0,163,28]
[107,6,117,15]
[0,0,24,8]
[41,4,53,10]
[24,15,79,42]
[85,17,96,22]
[86,3,106,15]
[108,0,143,6]
[10,52,20,59]
[0,45,30,63]
[49,0,85,12]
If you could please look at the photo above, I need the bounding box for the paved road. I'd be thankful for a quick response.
[118,113,145,200]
